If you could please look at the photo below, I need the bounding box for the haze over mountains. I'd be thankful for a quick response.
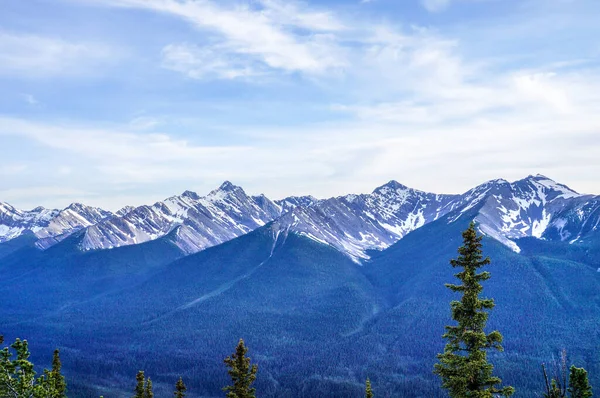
[1,174,599,397]
[1,174,598,261]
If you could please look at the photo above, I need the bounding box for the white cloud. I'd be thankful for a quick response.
[128,116,161,131]
[79,0,346,78]
[0,31,111,77]
[2,0,599,209]
[21,94,38,105]
[161,43,265,80]
[421,0,451,12]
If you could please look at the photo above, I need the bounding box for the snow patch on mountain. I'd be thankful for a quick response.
[0,202,113,247]
[80,181,282,254]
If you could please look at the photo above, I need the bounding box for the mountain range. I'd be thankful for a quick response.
[1,174,599,397]
[1,174,598,261]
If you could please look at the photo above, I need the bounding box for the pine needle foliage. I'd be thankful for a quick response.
[434,222,514,397]
[174,377,187,398]
[365,378,374,398]
[568,366,593,398]
[134,371,145,398]
[133,371,154,398]
[144,377,154,398]
[0,337,67,398]
[223,339,258,398]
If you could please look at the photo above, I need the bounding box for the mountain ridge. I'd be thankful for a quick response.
[1,175,598,261]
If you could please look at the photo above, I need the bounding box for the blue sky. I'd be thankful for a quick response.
[1,0,599,210]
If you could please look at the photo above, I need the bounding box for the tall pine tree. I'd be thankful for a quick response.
[223,339,258,398]
[365,378,373,398]
[144,377,154,398]
[134,371,145,398]
[48,349,67,397]
[174,377,187,398]
[434,222,514,397]
[568,366,593,398]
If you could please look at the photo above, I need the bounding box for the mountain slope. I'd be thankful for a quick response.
[0,202,113,245]
[2,225,383,397]
[3,175,597,261]
[0,228,185,325]
[269,181,460,261]
[80,182,282,254]
[3,213,599,397]
[276,175,600,259]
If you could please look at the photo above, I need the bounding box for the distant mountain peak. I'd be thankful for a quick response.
[65,202,86,211]
[206,181,246,202]
[181,190,200,200]
[516,174,581,198]
[218,181,239,192]
[374,180,410,192]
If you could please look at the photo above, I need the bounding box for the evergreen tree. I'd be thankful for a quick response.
[223,339,258,398]
[134,371,145,398]
[174,377,187,398]
[0,338,37,398]
[365,378,374,398]
[0,337,68,398]
[434,222,514,397]
[49,349,67,397]
[568,366,593,398]
[144,377,154,398]
[36,349,68,398]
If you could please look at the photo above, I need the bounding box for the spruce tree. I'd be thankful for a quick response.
[49,349,67,397]
[134,371,145,398]
[223,339,258,398]
[174,377,187,398]
[434,222,514,397]
[144,377,154,398]
[568,366,593,398]
[365,378,374,398]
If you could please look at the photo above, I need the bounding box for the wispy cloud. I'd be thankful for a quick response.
[0,31,112,77]
[421,0,451,12]
[78,0,346,79]
[161,43,266,80]
[1,0,599,209]
[20,94,38,105]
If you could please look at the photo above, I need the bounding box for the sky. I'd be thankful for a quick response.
[1,0,599,211]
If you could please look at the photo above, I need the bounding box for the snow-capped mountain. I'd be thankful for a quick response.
[270,181,461,261]
[0,201,113,247]
[446,174,596,252]
[542,196,600,244]
[81,181,282,254]
[1,175,598,261]
[270,175,599,260]
[275,195,320,213]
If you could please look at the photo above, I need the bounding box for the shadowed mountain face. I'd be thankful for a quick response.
[1,202,599,397]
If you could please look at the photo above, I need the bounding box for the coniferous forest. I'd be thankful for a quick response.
[1,223,596,397]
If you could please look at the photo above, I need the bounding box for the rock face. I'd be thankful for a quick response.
[80,181,282,254]
[0,201,113,248]
[1,175,598,259]
[447,175,595,252]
